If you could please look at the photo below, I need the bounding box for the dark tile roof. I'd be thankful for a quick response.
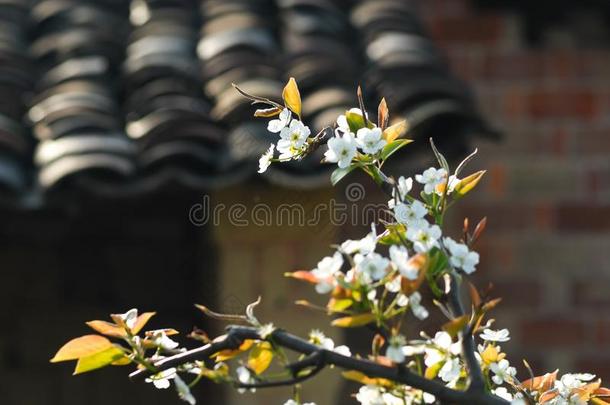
[0,0,496,207]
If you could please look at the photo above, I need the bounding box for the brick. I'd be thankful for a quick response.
[557,204,610,231]
[489,279,543,308]
[528,90,600,120]
[520,317,586,347]
[428,15,507,44]
[573,281,610,309]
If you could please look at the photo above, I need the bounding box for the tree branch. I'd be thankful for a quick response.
[446,273,486,392]
[130,326,507,405]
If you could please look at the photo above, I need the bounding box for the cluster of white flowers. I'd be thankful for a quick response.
[424,332,463,386]
[324,109,386,168]
[308,329,351,357]
[306,224,429,322]
[549,373,597,405]
[258,108,313,173]
[355,384,435,405]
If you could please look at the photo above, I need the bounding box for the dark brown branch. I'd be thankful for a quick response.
[130,326,507,405]
[446,273,486,392]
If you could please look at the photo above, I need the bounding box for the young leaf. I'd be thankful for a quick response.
[327,298,353,313]
[378,98,389,131]
[213,339,255,362]
[86,321,125,338]
[357,86,370,128]
[248,342,274,375]
[282,77,301,118]
[254,107,282,118]
[331,313,376,328]
[454,171,486,198]
[73,346,126,375]
[51,335,113,363]
[331,165,356,186]
[382,120,409,143]
[380,139,413,161]
[285,270,318,284]
[345,110,367,133]
[454,148,478,177]
[342,370,394,387]
[131,312,156,334]
[442,315,469,338]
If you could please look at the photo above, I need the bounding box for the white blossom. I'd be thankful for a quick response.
[554,373,596,398]
[277,120,311,159]
[439,357,461,383]
[385,335,406,363]
[267,108,291,133]
[310,252,343,294]
[415,167,448,195]
[393,176,413,202]
[257,323,275,339]
[174,375,196,405]
[236,366,256,394]
[406,223,442,253]
[341,225,377,255]
[384,275,402,293]
[145,367,176,389]
[409,292,429,320]
[309,330,351,356]
[355,252,390,281]
[389,245,416,280]
[117,308,138,330]
[324,133,358,168]
[490,359,516,385]
[443,237,479,274]
[151,330,179,350]
[335,108,366,136]
[492,387,514,401]
[284,400,316,405]
[480,328,511,343]
[356,127,386,155]
[355,385,403,405]
[393,200,428,229]
[258,144,274,173]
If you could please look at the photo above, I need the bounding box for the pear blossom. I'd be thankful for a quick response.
[409,292,429,320]
[355,252,390,281]
[384,274,402,293]
[393,200,428,229]
[324,133,358,168]
[480,328,510,343]
[492,387,514,401]
[151,330,180,350]
[356,127,386,154]
[309,330,351,356]
[341,225,377,255]
[424,332,461,369]
[277,120,311,159]
[406,223,442,253]
[310,252,343,294]
[555,373,596,398]
[117,308,138,330]
[236,366,256,394]
[394,176,413,201]
[257,323,275,339]
[355,385,403,405]
[385,335,407,363]
[145,367,176,389]
[284,400,316,405]
[443,237,479,274]
[335,108,367,136]
[415,167,448,195]
[439,357,461,384]
[267,108,291,133]
[490,359,516,385]
[258,144,274,173]
[174,375,196,405]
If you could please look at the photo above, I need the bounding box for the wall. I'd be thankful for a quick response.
[420,0,610,380]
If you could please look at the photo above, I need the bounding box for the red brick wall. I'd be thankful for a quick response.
[421,0,610,381]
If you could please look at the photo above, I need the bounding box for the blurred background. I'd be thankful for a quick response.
[1,0,609,404]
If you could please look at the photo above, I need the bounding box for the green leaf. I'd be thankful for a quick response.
[380,139,413,161]
[362,165,384,186]
[73,346,126,375]
[331,165,356,185]
[51,335,113,363]
[327,298,353,313]
[377,224,406,245]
